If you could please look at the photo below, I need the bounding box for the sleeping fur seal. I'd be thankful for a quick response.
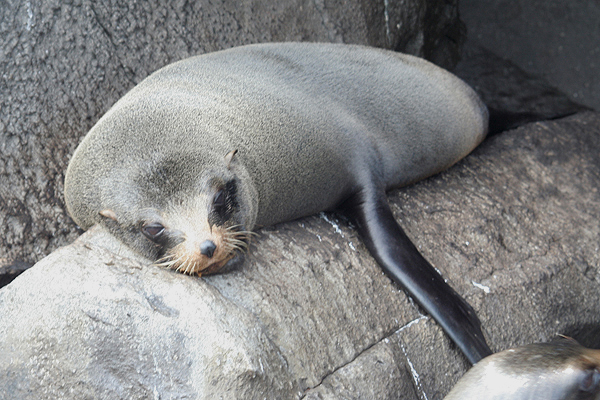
[445,337,600,400]
[64,42,490,363]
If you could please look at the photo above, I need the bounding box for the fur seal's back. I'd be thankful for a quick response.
[65,43,490,362]
[66,43,486,229]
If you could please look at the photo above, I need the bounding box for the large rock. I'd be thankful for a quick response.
[2,112,599,399]
[0,0,463,277]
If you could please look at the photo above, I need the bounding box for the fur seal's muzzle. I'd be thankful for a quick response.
[153,224,254,276]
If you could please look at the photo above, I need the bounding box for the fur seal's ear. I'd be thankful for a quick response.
[224,150,238,169]
[99,209,119,222]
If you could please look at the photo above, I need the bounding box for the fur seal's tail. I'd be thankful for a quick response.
[342,187,492,364]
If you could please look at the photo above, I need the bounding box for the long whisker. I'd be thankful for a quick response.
[185,255,194,274]
[226,225,259,237]
[228,238,249,247]
[155,254,181,268]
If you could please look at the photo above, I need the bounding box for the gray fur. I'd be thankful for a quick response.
[64,42,487,262]
[445,339,600,400]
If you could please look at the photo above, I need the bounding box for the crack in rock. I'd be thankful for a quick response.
[301,316,430,398]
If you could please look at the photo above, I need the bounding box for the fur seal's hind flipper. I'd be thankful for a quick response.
[340,188,492,365]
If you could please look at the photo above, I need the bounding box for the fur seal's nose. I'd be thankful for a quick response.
[200,240,217,258]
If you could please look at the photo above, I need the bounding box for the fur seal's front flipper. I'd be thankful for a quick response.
[341,188,492,364]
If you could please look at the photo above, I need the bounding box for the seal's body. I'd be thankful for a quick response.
[445,338,600,400]
[65,43,490,363]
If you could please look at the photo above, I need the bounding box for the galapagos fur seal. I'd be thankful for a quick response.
[445,337,600,400]
[64,42,490,363]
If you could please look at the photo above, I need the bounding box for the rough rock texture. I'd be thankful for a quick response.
[2,112,600,399]
[0,0,463,276]
[460,0,600,111]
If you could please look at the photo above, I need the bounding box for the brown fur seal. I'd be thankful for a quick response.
[64,42,490,363]
[445,337,600,400]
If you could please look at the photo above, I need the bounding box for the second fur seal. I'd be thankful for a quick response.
[445,338,600,399]
[64,43,490,363]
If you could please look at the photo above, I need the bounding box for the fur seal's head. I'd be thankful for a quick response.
[95,149,258,275]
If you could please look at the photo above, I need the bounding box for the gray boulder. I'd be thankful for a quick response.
[2,112,599,399]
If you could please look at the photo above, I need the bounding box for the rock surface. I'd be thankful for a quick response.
[0,0,463,278]
[460,0,600,111]
[2,112,599,399]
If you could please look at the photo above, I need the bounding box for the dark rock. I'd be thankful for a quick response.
[0,260,31,288]
[460,0,600,111]
[454,44,591,134]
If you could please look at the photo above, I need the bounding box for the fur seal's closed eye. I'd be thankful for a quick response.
[65,43,490,363]
[207,180,238,227]
[141,222,165,241]
[212,189,226,209]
